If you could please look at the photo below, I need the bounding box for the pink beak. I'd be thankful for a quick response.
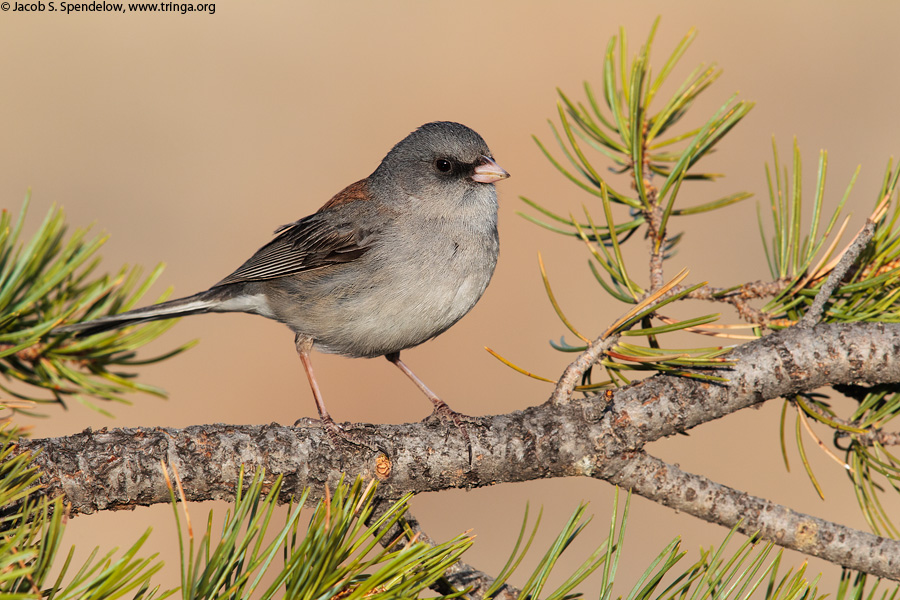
[471,155,510,183]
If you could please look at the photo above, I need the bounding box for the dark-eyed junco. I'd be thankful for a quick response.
[53,121,509,441]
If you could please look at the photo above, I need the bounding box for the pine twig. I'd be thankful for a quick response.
[798,197,889,328]
[549,334,619,404]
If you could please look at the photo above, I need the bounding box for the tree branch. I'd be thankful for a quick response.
[605,451,900,579]
[14,322,900,579]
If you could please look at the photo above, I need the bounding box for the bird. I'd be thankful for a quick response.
[52,121,509,443]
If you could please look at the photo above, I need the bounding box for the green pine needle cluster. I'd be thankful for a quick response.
[0,425,167,599]
[498,18,755,388]
[165,471,475,600]
[758,140,900,327]
[0,194,194,420]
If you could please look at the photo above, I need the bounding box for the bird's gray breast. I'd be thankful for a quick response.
[264,190,499,358]
[336,211,498,356]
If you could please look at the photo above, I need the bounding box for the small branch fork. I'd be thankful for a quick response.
[549,334,619,404]
[639,194,889,332]
[686,279,790,326]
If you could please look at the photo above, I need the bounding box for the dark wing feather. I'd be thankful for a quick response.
[213,180,374,287]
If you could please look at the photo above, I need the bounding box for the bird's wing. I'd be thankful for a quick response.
[213,180,375,287]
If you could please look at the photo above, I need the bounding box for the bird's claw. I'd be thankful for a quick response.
[425,400,476,464]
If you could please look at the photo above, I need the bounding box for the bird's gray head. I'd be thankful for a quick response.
[371,121,508,204]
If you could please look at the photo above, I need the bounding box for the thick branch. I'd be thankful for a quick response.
[14,322,900,578]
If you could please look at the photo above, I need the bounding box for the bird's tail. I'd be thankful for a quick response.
[52,290,221,336]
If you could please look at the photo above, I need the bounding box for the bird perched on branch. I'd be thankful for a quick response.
[53,121,509,444]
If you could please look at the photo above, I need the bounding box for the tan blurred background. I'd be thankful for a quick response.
[2,0,900,594]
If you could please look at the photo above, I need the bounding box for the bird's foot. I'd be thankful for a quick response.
[425,399,476,464]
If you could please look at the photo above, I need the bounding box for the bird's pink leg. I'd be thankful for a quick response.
[294,335,367,448]
[385,352,473,442]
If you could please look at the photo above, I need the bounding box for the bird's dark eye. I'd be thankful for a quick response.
[435,158,452,173]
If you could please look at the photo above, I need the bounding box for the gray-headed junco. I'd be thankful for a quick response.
[53,121,509,441]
